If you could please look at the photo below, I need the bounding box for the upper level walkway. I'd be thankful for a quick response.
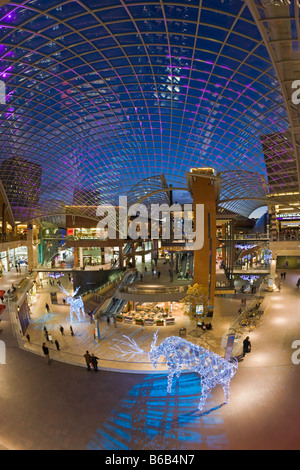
[1,264,300,450]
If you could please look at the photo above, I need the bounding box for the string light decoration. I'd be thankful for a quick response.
[240,275,260,282]
[58,285,85,323]
[47,272,64,279]
[112,331,238,410]
[235,244,256,250]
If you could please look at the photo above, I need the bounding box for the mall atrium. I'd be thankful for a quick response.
[0,0,300,452]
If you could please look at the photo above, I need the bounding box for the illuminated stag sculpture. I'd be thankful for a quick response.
[112,331,238,410]
[58,285,85,323]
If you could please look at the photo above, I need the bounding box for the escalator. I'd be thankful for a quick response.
[100,270,139,318]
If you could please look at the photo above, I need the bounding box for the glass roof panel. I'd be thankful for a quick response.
[0,0,293,221]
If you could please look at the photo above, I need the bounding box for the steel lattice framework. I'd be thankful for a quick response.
[0,0,295,222]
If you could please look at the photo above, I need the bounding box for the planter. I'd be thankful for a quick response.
[116,316,123,322]
[156,321,164,326]
[135,319,143,325]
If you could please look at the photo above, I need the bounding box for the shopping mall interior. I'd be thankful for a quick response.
[0,0,300,452]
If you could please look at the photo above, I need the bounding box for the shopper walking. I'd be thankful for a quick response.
[70,325,74,336]
[55,339,60,351]
[45,303,50,313]
[44,327,49,341]
[84,351,92,371]
[59,325,64,335]
[91,353,99,372]
[243,336,251,357]
[42,343,51,364]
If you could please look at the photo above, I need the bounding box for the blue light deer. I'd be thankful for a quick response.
[112,331,238,410]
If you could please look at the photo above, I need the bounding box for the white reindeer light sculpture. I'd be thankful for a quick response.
[58,285,85,323]
[112,331,238,410]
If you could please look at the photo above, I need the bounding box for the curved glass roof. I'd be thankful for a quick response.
[0,0,291,222]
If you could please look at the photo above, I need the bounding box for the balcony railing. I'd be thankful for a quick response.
[0,233,27,243]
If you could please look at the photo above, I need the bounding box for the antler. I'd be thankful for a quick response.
[111,335,147,360]
[151,329,159,351]
[73,286,81,297]
[58,284,69,296]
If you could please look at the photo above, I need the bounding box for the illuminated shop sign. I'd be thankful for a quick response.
[277,213,300,220]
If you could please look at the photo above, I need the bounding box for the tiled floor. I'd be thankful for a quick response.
[0,267,300,450]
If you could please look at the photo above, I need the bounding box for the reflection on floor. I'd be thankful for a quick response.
[87,373,229,451]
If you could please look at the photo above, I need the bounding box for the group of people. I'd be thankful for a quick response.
[84,350,99,372]
[39,323,76,364]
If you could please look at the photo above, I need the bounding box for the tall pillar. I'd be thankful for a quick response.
[79,247,84,268]
[269,204,278,241]
[73,247,79,268]
[27,225,38,270]
[119,246,123,268]
[189,169,219,310]
[6,249,10,271]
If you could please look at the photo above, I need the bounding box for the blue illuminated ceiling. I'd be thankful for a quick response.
[0,0,290,221]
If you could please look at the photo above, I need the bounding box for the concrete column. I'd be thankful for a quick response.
[119,246,123,268]
[27,227,38,270]
[191,171,218,310]
[79,247,84,268]
[6,249,9,271]
[73,247,79,268]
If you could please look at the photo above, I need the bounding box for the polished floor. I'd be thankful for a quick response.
[0,268,300,450]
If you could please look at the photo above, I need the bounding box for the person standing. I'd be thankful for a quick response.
[42,343,51,364]
[26,333,31,343]
[44,327,49,342]
[45,303,50,313]
[91,353,99,372]
[55,339,60,351]
[243,336,251,357]
[59,325,64,336]
[70,325,74,336]
[84,351,92,371]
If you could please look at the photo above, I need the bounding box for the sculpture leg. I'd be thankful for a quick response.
[167,371,175,394]
[198,382,211,411]
[222,381,230,404]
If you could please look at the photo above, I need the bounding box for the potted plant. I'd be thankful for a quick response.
[116,314,123,322]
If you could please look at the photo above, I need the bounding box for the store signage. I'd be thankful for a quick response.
[277,213,300,220]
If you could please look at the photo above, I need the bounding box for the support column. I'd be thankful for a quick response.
[190,170,219,310]
[119,246,123,268]
[79,247,84,269]
[6,248,10,271]
[73,247,79,268]
[27,224,38,271]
